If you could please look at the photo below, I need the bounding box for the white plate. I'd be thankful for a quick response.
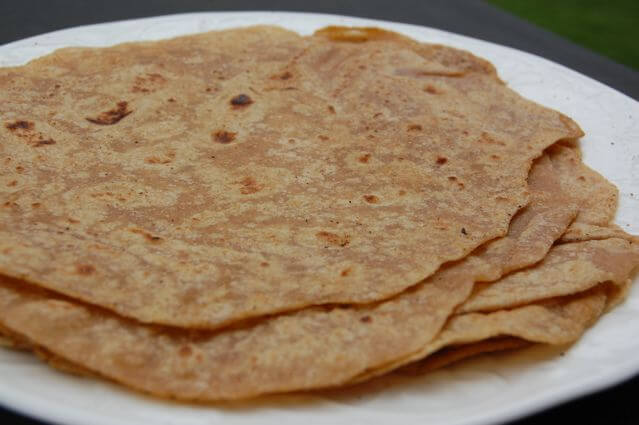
[1,11,637,425]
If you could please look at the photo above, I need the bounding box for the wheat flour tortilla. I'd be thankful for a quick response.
[459,238,639,314]
[0,26,583,328]
[397,286,609,377]
[0,153,580,400]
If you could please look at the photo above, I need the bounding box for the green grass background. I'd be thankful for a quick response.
[488,0,639,70]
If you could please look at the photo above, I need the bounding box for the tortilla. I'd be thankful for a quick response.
[459,238,639,314]
[0,26,583,328]
[0,153,579,400]
[397,337,531,375]
[398,286,608,376]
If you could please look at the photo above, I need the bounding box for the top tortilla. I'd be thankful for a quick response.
[0,26,582,328]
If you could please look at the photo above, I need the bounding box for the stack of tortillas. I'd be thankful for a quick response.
[0,25,637,401]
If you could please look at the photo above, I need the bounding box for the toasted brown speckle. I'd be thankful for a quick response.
[408,124,422,131]
[5,120,34,131]
[364,195,379,204]
[316,231,350,247]
[436,157,448,165]
[213,130,237,144]
[86,101,132,125]
[239,177,262,195]
[360,315,372,323]
[230,94,253,108]
[358,153,371,163]
[76,264,95,275]
[340,268,351,277]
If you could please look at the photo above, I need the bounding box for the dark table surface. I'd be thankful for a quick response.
[0,1,637,424]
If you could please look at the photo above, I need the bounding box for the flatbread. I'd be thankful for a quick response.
[0,153,579,401]
[397,337,531,375]
[398,286,608,376]
[459,238,639,314]
[0,26,583,328]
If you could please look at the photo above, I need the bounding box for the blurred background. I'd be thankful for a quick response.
[489,0,638,70]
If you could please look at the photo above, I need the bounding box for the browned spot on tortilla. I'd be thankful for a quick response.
[230,94,253,108]
[477,132,506,146]
[31,203,41,208]
[436,156,448,165]
[315,26,401,43]
[5,120,34,131]
[491,154,500,160]
[340,268,351,277]
[448,176,457,181]
[271,71,292,80]
[318,135,329,141]
[316,231,350,247]
[145,156,172,165]
[398,190,406,196]
[15,166,24,173]
[167,98,176,103]
[76,264,95,275]
[363,195,379,204]
[86,101,132,125]
[407,124,422,131]
[260,262,269,267]
[424,84,440,94]
[327,105,336,114]
[358,153,371,163]
[35,138,56,147]
[239,177,262,195]
[213,130,237,144]
[458,182,465,189]
[360,315,372,323]
[7,180,17,187]
[130,228,163,243]
[578,176,586,181]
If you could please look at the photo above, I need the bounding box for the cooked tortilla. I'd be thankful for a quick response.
[0,153,580,400]
[0,26,582,328]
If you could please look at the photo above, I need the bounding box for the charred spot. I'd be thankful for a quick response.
[318,135,329,141]
[327,105,336,114]
[260,262,270,267]
[358,153,371,163]
[457,182,465,189]
[461,227,468,235]
[167,98,176,103]
[340,268,352,277]
[212,130,237,144]
[7,180,17,187]
[130,228,163,243]
[15,166,24,173]
[360,315,372,323]
[239,177,262,195]
[448,176,457,181]
[436,156,448,165]
[230,94,253,108]
[363,194,379,204]
[578,176,586,181]
[491,154,500,160]
[407,124,422,131]
[316,231,350,247]
[86,101,132,125]
[76,264,95,275]
[5,120,34,131]
[31,202,41,208]
[35,138,56,147]
[205,87,213,92]
[398,190,406,196]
